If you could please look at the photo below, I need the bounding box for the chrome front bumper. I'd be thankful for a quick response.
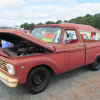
[0,72,18,87]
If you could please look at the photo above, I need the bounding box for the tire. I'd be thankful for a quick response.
[26,67,50,94]
[89,57,100,71]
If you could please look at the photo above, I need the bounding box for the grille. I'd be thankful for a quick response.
[0,59,8,72]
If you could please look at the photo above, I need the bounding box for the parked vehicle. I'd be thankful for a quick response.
[0,24,100,94]
[80,34,89,40]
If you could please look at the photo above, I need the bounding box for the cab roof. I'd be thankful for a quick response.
[35,24,79,29]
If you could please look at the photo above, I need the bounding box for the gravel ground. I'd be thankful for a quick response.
[0,66,100,100]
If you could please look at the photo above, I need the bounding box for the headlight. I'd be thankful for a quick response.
[6,64,15,75]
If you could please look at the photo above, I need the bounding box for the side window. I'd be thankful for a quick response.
[63,30,78,44]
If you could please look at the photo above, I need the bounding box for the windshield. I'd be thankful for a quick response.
[31,27,62,44]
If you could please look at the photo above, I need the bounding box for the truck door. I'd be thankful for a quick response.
[63,29,86,71]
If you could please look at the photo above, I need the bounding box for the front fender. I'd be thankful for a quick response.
[28,58,62,75]
[17,57,63,84]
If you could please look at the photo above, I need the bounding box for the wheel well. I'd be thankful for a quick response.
[26,65,55,81]
[95,55,100,62]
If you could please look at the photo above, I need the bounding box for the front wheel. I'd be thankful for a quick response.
[26,67,50,94]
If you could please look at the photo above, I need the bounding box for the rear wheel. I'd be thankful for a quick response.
[26,67,50,94]
[89,57,100,71]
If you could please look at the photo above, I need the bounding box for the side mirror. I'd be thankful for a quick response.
[64,37,71,44]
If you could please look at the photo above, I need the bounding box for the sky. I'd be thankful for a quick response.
[0,0,100,27]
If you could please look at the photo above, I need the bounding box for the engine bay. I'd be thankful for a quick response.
[3,41,50,57]
[0,32,52,58]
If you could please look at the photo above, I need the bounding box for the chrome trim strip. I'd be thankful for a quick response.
[56,47,85,52]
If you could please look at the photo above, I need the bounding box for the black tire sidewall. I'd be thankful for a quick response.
[90,59,100,71]
[26,67,50,94]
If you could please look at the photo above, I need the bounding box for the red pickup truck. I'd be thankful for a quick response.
[0,24,100,94]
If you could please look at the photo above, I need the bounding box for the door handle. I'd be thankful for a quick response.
[79,43,86,46]
[79,44,84,46]
[84,43,86,46]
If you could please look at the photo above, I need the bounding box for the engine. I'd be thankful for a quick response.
[2,41,49,57]
[17,47,41,56]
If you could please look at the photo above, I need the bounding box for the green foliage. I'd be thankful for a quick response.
[36,22,43,26]
[56,20,62,24]
[20,23,35,31]
[69,16,82,24]
[92,13,100,30]
[45,21,55,24]
[68,13,100,30]
[20,13,100,31]
[63,20,67,22]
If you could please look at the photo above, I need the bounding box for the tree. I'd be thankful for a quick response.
[36,22,43,26]
[45,21,55,24]
[63,20,67,22]
[92,13,100,30]
[20,23,35,30]
[20,24,24,28]
[85,14,92,18]
[28,23,35,31]
[68,16,82,24]
[24,23,28,30]
[56,20,62,24]
[20,23,28,29]
[20,13,100,31]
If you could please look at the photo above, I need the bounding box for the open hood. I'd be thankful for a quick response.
[0,29,54,52]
